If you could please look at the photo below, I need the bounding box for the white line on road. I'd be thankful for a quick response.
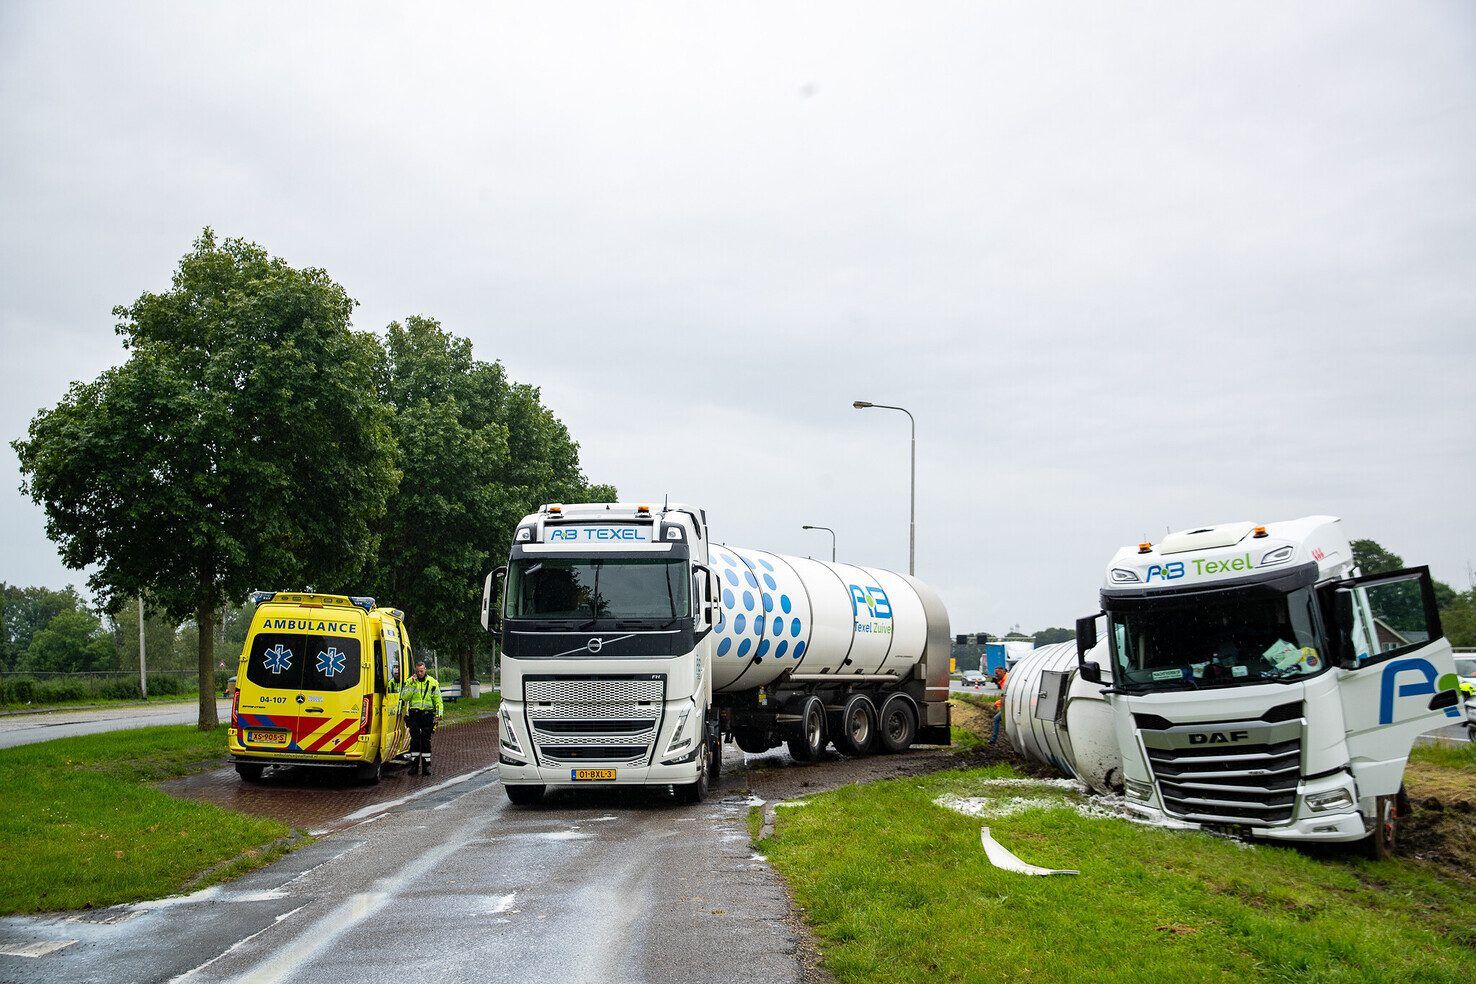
[0,939,77,958]
[313,765,499,834]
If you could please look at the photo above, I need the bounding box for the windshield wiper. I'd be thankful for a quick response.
[578,562,603,630]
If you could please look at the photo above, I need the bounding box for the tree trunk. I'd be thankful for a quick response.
[197,597,218,730]
[459,646,475,698]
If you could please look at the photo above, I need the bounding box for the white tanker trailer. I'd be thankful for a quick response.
[481,502,953,805]
[1003,641,1120,793]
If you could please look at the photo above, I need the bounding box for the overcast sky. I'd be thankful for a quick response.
[2,2,1473,633]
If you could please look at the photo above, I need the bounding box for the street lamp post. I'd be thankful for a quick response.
[852,400,915,575]
[801,525,836,562]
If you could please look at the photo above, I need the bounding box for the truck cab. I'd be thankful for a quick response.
[482,503,719,805]
[1075,517,1462,854]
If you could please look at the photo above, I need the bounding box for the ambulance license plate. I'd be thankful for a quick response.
[248,730,290,746]
[571,769,616,781]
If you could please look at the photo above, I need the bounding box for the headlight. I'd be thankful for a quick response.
[1125,778,1153,802]
[665,705,694,754]
[1258,545,1295,567]
[1306,789,1354,813]
[499,707,522,754]
[1110,568,1141,584]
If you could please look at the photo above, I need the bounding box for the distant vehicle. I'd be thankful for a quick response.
[222,676,238,698]
[1457,656,1475,738]
[962,670,986,689]
[229,591,415,785]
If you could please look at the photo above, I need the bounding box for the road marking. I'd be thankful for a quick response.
[312,766,498,834]
[167,905,306,983]
[0,939,77,957]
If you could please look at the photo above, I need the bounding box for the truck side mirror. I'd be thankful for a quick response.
[691,562,715,631]
[1075,614,1099,658]
[482,567,507,634]
[1079,660,1104,685]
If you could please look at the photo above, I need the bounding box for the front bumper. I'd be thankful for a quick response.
[1123,770,1369,843]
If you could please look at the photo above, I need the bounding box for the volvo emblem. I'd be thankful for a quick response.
[586,637,603,654]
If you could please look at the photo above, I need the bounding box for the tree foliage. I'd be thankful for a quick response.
[13,231,397,727]
[370,316,616,688]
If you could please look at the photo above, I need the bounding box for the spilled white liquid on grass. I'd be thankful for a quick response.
[933,778,1199,830]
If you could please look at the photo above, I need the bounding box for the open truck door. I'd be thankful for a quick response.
[1322,566,1461,814]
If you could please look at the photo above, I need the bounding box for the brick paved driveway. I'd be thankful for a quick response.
[161,717,498,832]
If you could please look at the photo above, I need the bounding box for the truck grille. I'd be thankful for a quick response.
[523,675,665,768]
[1139,710,1303,827]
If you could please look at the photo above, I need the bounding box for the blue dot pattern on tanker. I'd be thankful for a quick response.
[709,546,809,664]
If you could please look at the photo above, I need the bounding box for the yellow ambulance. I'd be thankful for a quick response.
[228,591,413,784]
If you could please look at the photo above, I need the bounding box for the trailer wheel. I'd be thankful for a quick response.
[876,695,917,754]
[505,784,545,806]
[834,695,877,757]
[235,762,265,783]
[786,696,827,762]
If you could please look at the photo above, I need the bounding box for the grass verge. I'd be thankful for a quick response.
[441,690,501,724]
[758,762,1476,983]
[0,725,291,915]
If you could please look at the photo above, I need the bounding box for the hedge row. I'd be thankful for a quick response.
[0,674,196,706]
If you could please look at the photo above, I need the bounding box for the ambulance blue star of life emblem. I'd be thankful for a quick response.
[316,646,347,678]
[263,644,293,674]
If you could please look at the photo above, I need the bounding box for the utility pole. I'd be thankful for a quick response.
[137,593,148,699]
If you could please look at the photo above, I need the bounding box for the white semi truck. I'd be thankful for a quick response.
[1009,516,1463,856]
[480,502,953,804]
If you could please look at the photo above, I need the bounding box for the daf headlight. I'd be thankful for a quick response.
[1258,545,1295,567]
[499,707,522,754]
[1306,789,1354,813]
[665,705,694,754]
[1110,568,1141,584]
[1125,778,1153,802]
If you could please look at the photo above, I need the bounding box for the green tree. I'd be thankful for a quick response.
[22,608,113,673]
[112,596,181,673]
[13,231,398,728]
[1032,627,1077,645]
[1,584,90,672]
[371,316,615,692]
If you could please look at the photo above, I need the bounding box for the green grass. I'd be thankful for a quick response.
[0,725,291,914]
[1410,739,1476,773]
[758,764,1476,983]
[0,693,204,713]
[441,690,501,723]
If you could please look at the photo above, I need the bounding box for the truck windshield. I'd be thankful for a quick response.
[506,557,690,622]
[1108,587,1325,691]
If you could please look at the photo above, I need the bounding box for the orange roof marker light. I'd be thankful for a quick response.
[1252,525,1269,538]
[636,505,651,515]
[1137,542,1153,554]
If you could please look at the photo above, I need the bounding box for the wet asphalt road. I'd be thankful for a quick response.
[0,700,231,749]
[0,749,810,984]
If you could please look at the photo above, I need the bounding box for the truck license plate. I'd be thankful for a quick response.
[571,769,616,781]
[248,730,290,746]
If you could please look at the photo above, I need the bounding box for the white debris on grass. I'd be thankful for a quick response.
[775,800,811,809]
[935,780,1208,832]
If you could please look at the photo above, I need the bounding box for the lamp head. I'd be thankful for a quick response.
[852,400,873,409]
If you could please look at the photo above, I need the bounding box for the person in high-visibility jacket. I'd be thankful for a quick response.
[402,661,444,776]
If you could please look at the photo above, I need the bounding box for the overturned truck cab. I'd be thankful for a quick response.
[1014,516,1461,857]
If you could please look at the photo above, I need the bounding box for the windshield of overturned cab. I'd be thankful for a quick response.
[1107,586,1327,691]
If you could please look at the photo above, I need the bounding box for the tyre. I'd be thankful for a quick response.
[505,784,545,806]
[1363,786,1406,860]
[707,726,723,783]
[785,696,826,762]
[355,758,383,785]
[735,729,772,754]
[235,762,265,783]
[833,695,877,757]
[676,736,711,804]
[876,695,918,754]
